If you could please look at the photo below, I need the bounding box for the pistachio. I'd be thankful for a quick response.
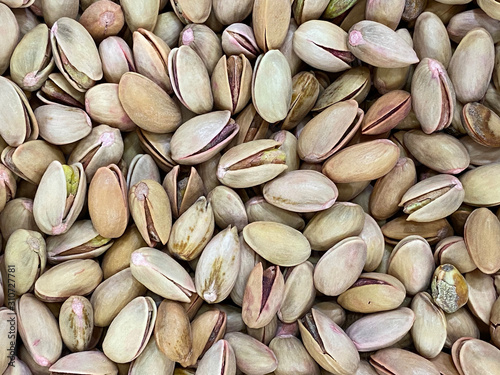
[221,23,260,60]
[462,101,500,147]
[196,339,236,375]
[431,264,469,314]
[366,0,406,29]
[370,348,440,375]
[253,0,291,51]
[465,269,497,325]
[98,36,135,84]
[245,196,305,230]
[79,0,124,42]
[362,90,412,135]
[225,332,278,375]
[171,0,211,24]
[459,163,500,207]
[49,351,118,375]
[434,236,476,274]
[58,296,93,352]
[208,186,248,231]
[452,338,500,375]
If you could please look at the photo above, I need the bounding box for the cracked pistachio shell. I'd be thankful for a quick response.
[314,237,367,296]
[179,24,223,76]
[121,0,158,32]
[404,130,470,174]
[37,72,85,107]
[35,104,92,145]
[362,90,412,135]
[88,164,128,239]
[197,339,236,375]
[171,0,211,24]
[360,213,385,272]
[298,100,363,162]
[399,174,465,222]
[171,111,239,165]
[243,221,311,266]
[293,20,354,73]
[168,45,214,114]
[253,0,290,51]
[168,196,214,261]
[313,67,371,111]
[282,71,320,131]
[50,17,103,92]
[270,335,320,375]
[388,235,435,295]
[208,186,248,232]
[195,226,240,304]
[434,236,476,274]
[447,9,500,44]
[119,72,182,133]
[34,259,103,302]
[163,166,205,219]
[46,220,113,263]
[414,12,452,68]
[133,28,172,93]
[245,196,305,230]
[102,296,157,364]
[154,300,192,365]
[242,263,285,329]
[272,130,300,172]
[4,229,46,295]
[452,338,500,375]
[263,170,338,213]
[465,269,496,325]
[217,139,288,188]
[98,36,135,84]
[129,336,174,375]
[188,310,227,366]
[0,4,19,75]
[221,23,260,60]
[68,124,124,180]
[225,332,278,375]
[448,28,495,103]
[412,58,455,134]
[370,348,440,375]
[127,154,160,189]
[16,293,62,368]
[303,202,365,251]
[299,308,360,375]
[0,76,38,147]
[252,50,292,123]
[91,268,146,327]
[347,20,419,68]
[79,0,124,42]
[85,83,136,132]
[129,179,172,247]
[338,272,406,313]
[464,207,500,274]
[370,157,417,220]
[462,102,500,147]
[347,307,415,352]
[324,0,359,20]
[323,139,400,183]
[0,164,16,212]
[33,161,87,235]
[366,0,405,29]
[411,292,447,359]
[1,140,65,185]
[212,54,252,115]
[293,0,329,24]
[49,351,118,375]
[136,129,176,172]
[59,296,93,352]
[278,261,316,323]
[459,163,500,206]
[382,216,454,246]
[10,23,55,91]
[130,247,195,302]
[230,233,264,306]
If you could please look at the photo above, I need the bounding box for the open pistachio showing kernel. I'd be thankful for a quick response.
[33,161,86,235]
[195,226,240,304]
[242,263,285,329]
[212,54,252,115]
[362,90,411,135]
[221,23,260,60]
[171,111,239,166]
[196,339,236,375]
[46,220,113,263]
[217,139,288,188]
[293,20,354,73]
[399,174,465,222]
[50,17,103,92]
[102,296,157,364]
[432,264,469,314]
[461,102,500,148]
[130,247,195,302]
[370,348,440,375]
[298,99,363,162]
[299,308,360,374]
[129,179,172,247]
[37,72,85,107]
[163,166,204,219]
[188,310,227,366]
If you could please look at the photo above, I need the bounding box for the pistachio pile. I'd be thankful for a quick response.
[2,0,500,374]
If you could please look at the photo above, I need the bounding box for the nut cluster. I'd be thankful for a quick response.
[1,0,500,374]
